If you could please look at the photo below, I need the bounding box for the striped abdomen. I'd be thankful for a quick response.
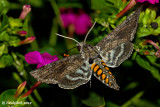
[91,60,120,90]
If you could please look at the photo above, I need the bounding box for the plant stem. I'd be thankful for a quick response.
[116,0,138,19]
[121,91,144,107]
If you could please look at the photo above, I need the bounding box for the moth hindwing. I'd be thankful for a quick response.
[30,6,142,90]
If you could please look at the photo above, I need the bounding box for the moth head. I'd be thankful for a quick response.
[76,42,86,52]
[77,42,94,53]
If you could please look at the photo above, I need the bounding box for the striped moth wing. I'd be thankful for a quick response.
[30,54,92,89]
[96,5,142,67]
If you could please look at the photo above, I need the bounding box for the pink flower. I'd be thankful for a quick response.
[60,9,92,35]
[75,13,92,35]
[25,51,59,68]
[136,0,159,4]
[143,40,160,58]
[18,36,36,45]
[17,31,27,36]
[19,5,31,20]
[61,13,76,28]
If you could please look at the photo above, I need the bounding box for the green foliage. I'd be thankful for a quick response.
[0,54,13,68]
[0,0,9,15]
[0,15,9,33]
[0,3,30,69]
[137,7,160,37]
[0,89,17,107]
[136,55,160,81]
[0,89,30,107]
[81,92,105,107]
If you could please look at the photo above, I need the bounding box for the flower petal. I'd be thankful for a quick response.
[37,53,59,68]
[136,0,158,4]
[75,13,92,35]
[25,51,43,65]
[60,13,76,28]
[136,0,146,3]
[156,0,159,3]
[41,53,59,64]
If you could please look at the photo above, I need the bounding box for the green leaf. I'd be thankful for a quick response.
[135,55,150,70]
[0,89,16,107]
[0,31,10,41]
[132,99,157,107]
[124,82,139,91]
[131,51,137,60]
[106,101,120,107]
[0,54,13,67]
[82,92,105,107]
[153,27,160,35]
[0,0,9,15]
[91,0,111,10]
[150,9,156,21]
[137,27,151,38]
[122,91,144,107]
[28,0,43,7]
[146,55,157,63]
[113,0,122,9]
[0,61,5,68]
[138,11,144,23]
[0,15,9,33]
[0,89,28,107]
[8,17,23,29]
[0,44,5,57]
[135,55,160,81]
[155,16,160,25]
[142,8,150,27]
[8,36,20,47]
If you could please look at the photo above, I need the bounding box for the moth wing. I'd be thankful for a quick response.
[100,42,133,67]
[58,61,92,89]
[96,5,142,52]
[96,6,142,67]
[30,54,92,89]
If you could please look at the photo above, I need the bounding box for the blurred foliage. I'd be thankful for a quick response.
[0,0,160,107]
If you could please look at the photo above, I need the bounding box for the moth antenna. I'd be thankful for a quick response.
[55,33,81,46]
[84,21,96,43]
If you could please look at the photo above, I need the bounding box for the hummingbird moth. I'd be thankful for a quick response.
[30,6,142,90]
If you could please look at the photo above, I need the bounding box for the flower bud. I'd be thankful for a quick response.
[19,5,31,20]
[14,81,27,99]
[17,31,27,36]
[18,36,36,45]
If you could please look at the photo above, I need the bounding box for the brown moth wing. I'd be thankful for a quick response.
[96,6,142,67]
[96,5,142,52]
[30,54,91,89]
[58,60,92,89]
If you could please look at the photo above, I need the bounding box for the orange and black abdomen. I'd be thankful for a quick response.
[91,60,120,90]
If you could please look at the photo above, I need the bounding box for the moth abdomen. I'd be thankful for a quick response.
[91,60,120,90]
